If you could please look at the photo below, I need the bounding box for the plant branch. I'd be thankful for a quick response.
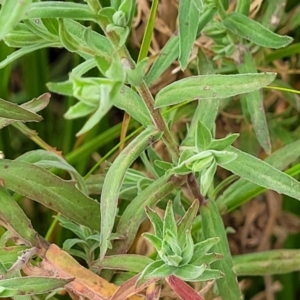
[96,15,205,204]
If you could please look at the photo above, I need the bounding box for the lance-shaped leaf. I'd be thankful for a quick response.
[174,264,205,281]
[177,199,199,247]
[237,50,271,154]
[25,1,96,21]
[0,277,72,297]
[23,18,58,42]
[64,101,96,119]
[0,41,61,69]
[209,134,239,151]
[145,206,163,239]
[233,249,300,276]
[200,161,217,196]
[0,0,32,41]
[16,149,87,194]
[94,254,153,272]
[4,23,46,48]
[0,93,50,129]
[163,201,178,239]
[114,85,152,127]
[223,12,293,49]
[178,0,200,70]
[201,199,243,299]
[190,237,220,265]
[155,73,276,108]
[0,98,42,122]
[166,275,204,300]
[217,140,300,213]
[139,261,175,286]
[0,160,100,231]
[219,146,300,202]
[100,127,161,260]
[195,121,212,151]
[0,186,39,247]
[145,34,179,86]
[180,231,194,265]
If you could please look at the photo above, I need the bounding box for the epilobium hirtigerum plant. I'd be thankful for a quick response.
[0,0,300,299]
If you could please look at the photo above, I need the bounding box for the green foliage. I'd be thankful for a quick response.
[0,0,299,299]
[137,201,223,286]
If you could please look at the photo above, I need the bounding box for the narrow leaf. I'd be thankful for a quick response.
[145,34,179,86]
[95,255,153,272]
[220,146,300,202]
[237,50,271,154]
[4,24,45,48]
[0,160,100,231]
[195,121,212,151]
[163,201,178,239]
[190,237,220,264]
[200,161,217,196]
[0,42,60,69]
[100,127,161,260]
[218,139,300,213]
[25,1,96,21]
[146,263,175,279]
[114,85,152,127]
[0,186,39,247]
[136,260,165,287]
[174,264,205,281]
[64,101,96,119]
[0,93,50,129]
[47,80,73,96]
[192,252,223,266]
[155,73,276,108]
[166,275,204,300]
[233,249,300,276]
[223,12,293,48]
[180,231,194,265]
[177,199,199,247]
[178,0,200,70]
[0,277,72,296]
[0,0,32,40]
[210,134,239,151]
[201,199,243,299]
[191,269,224,282]
[145,207,163,239]
[16,149,87,194]
[62,19,114,55]
[0,98,42,122]
[143,233,163,254]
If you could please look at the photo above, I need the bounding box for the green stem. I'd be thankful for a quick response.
[135,81,179,162]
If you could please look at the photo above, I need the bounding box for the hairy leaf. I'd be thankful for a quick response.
[0,160,100,231]
[155,73,276,108]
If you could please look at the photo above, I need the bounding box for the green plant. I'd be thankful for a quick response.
[0,0,300,299]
